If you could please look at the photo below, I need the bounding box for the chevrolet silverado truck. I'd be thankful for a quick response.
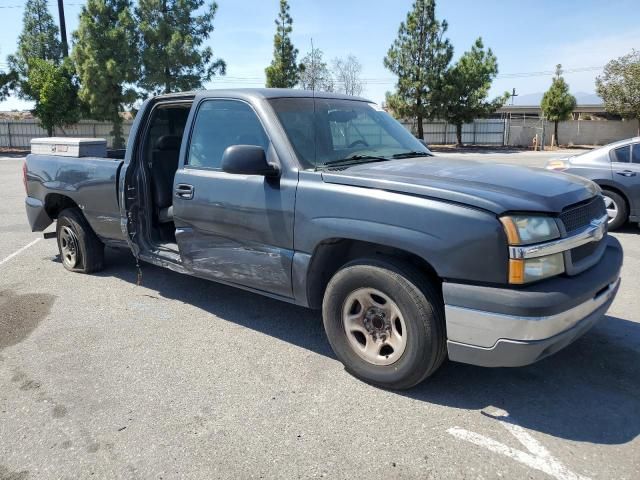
[24,89,623,389]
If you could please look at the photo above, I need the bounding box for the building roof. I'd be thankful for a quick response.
[498,103,607,115]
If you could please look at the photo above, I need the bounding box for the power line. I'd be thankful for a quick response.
[0,2,83,8]
[204,66,604,84]
[496,66,603,79]
[0,60,606,78]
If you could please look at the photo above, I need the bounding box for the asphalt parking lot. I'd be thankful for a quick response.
[1,152,639,479]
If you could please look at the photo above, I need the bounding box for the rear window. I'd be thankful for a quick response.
[632,143,640,164]
[611,145,631,163]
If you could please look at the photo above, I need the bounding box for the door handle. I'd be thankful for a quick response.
[616,170,636,177]
[175,183,194,199]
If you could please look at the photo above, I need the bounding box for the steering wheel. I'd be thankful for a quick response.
[348,139,369,148]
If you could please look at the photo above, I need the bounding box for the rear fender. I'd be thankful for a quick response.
[25,196,52,232]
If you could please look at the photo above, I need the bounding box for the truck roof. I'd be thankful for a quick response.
[154,88,372,103]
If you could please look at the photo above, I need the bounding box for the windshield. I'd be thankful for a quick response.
[268,97,432,169]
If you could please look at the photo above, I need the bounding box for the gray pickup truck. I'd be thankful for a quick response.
[24,89,622,389]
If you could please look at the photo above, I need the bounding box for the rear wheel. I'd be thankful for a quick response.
[322,257,446,390]
[56,208,105,273]
[602,190,628,231]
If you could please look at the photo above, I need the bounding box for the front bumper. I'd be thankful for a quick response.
[444,236,622,367]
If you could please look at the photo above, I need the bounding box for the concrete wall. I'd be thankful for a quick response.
[506,119,638,147]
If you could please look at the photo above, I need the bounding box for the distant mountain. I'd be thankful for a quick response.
[573,92,603,104]
[511,91,602,106]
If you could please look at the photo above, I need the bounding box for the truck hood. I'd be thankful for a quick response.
[321,157,599,214]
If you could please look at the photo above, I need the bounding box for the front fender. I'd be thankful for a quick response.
[307,216,443,261]
[294,175,509,285]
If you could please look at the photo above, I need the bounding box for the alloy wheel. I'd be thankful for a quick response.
[603,194,619,224]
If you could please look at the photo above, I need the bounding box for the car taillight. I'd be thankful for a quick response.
[22,160,28,193]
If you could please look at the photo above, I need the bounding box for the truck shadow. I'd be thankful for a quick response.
[98,248,640,446]
[406,315,640,446]
[614,224,640,235]
[97,248,334,358]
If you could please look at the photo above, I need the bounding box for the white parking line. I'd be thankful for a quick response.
[447,408,591,480]
[0,238,41,266]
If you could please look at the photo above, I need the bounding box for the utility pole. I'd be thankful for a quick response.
[510,87,518,106]
[57,0,68,57]
[310,38,315,92]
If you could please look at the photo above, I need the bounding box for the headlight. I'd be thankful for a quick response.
[508,253,565,284]
[501,215,564,284]
[500,215,560,245]
[546,159,569,171]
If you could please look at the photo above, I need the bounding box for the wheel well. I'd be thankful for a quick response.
[598,184,630,212]
[305,238,440,309]
[44,194,80,220]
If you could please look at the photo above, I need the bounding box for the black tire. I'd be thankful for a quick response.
[56,208,105,273]
[322,257,446,390]
[602,190,628,231]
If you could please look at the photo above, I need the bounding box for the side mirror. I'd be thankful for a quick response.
[221,145,280,177]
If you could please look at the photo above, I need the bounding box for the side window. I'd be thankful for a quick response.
[187,100,269,169]
[611,145,631,163]
[143,104,191,167]
[632,143,640,164]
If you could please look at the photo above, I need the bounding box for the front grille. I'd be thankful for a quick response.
[559,196,606,233]
[570,239,601,263]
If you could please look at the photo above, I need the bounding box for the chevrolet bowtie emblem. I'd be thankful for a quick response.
[590,218,605,241]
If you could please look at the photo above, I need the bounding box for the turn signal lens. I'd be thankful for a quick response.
[500,215,560,245]
[500,217,520,245]
[509,259,525,284]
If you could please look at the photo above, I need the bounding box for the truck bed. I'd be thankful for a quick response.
[25,153,126,243]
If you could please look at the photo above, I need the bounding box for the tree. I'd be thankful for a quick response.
[265,0,301,88]
[28,59,80,136]
[332,55,364,96]
[540,65,576,147]
[0,70,18,102]
[72,0,139,148]
[441,38,508,146]
[6,0,63,99]
[383,0,453,139]
[299,48,333,92]
[136,0,226,96]
[596,50,640,136]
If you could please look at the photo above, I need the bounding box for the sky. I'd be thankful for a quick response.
[1,0,639,111]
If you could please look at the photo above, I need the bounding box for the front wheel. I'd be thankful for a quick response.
[322,258,446,390]
[56,208,105,273]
